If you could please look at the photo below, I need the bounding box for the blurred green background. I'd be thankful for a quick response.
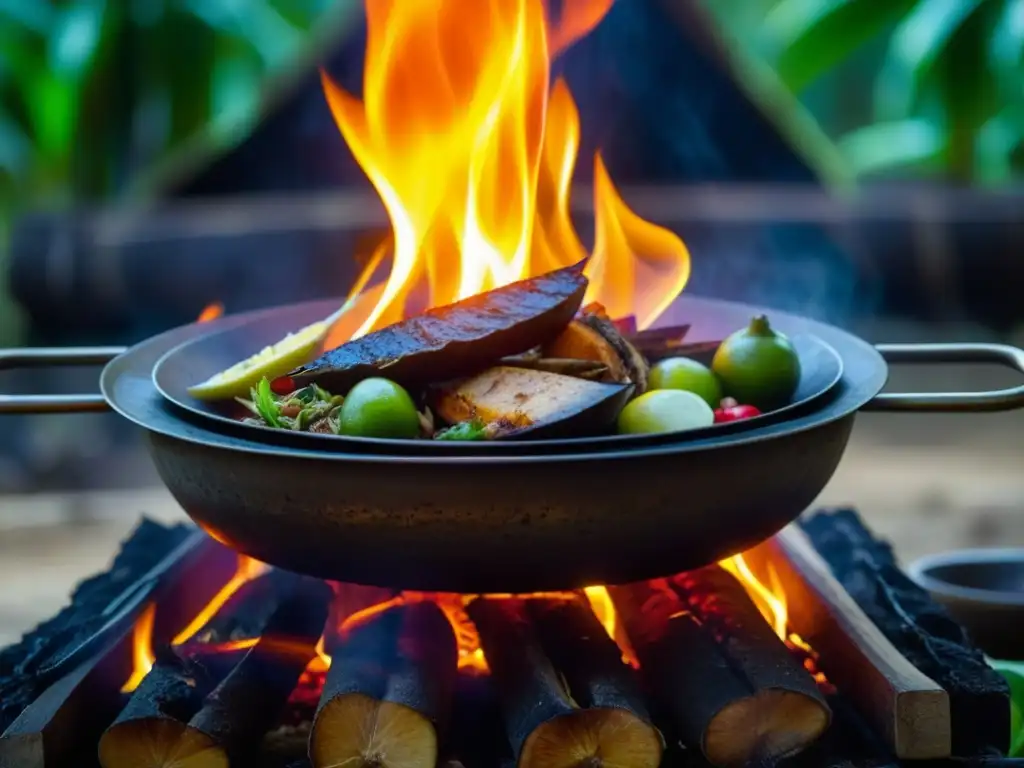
[0,0,1021,345]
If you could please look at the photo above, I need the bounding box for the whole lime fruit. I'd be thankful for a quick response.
[337,378,421,438]
[649,357,722,407]
[711,315,800,411]
[617,389,715,435]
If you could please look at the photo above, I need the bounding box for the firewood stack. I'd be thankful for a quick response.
[0,510,1014,768]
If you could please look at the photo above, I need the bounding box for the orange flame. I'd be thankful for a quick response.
[320,0,690,346]
[120,555,268,692]
[721,554,828,685]
[197,302,224,323]
[121,602,157,693]
[171,555,268,646]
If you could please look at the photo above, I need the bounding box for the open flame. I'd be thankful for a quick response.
[122,555,824,695]
[197,302,224,323]
[320,0,690,348]
[120,603,157,693]
[721,554,828,685]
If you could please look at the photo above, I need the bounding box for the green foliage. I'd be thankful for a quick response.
[0,0,339,214]
[0,0,351,343]
[705,0,1024,181]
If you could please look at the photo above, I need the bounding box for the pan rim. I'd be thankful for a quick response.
[101,297,888,465]
[150,302,845,453]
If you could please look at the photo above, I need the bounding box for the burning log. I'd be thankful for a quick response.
[467,596,663,768]
[802,509,1012,756]
[744,525,951,759]
[98,572,330,768]
[179,574,330,765]
[608,566,831,768]
[310,600,457,768]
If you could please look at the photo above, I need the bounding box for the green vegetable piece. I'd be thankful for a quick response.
[336,377,421,439]
[990,661,1024,756]
[617,389,714,435]
[711,315,801,411]
[649,356,722,407]
[435,419,490,441]
[252,377,283,428]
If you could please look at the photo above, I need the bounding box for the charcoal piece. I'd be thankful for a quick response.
[802,508,1011,756]
[0,519,192,731]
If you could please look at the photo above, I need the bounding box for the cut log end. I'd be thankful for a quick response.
[520,707,663,768]
[704,688,830,768]
[310,692,437,768]
[98,720,223,768]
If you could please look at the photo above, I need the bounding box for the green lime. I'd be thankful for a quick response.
[711,315,801,411]
[617,389,714,435]
[649,357,723,407]
[337,378,421,439]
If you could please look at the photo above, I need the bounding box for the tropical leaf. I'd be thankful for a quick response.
[837,118,944,176]
[874,0,986,120]
[767,0,920,93]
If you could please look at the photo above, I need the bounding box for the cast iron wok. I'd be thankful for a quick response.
[1,296,1023,592]
[150,300,845,454]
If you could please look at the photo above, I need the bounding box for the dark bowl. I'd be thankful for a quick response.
[907,548,1024,660]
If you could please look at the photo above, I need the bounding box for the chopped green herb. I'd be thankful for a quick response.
[434,419,490,441]
[253,377,283,428]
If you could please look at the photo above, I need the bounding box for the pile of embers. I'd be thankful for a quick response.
[0,509,1016,768]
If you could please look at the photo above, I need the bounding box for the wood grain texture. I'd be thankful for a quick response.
[746,525,951,759]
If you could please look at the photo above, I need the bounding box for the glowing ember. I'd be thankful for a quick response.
[121,603,156,693]
[320,0,690,347]
[197,302,224,323]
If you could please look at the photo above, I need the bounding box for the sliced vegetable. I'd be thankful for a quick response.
[711,315,801,411]
[648,357,722,407]
[290,260,589,391]
[253,377,283,428]
[578,308,650,393]
[544,320,630,381]
[617,389,714,435]
[337,378,421,439]
[431,366,632,439]
[499,356,610,379]
[187,320,330,401]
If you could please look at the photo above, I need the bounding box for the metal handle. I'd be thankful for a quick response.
[865,343,1024,412]
[0,346,126,413]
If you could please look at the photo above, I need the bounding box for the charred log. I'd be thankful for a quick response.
[468,596,662,768]
[802,509,1011,756]
[310,601,457,768]
[97,648,229,768]
[608,566,830,767]
[173,574,331,766]
[0,528,234,768]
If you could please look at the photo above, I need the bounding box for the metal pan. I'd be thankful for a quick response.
[150,299,845,455]
[1,296,1022,592]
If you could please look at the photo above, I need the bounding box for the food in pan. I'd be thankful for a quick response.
[711,315,801,411]
[200,263,801,441]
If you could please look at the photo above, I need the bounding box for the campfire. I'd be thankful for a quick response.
[0,511,1011,768]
